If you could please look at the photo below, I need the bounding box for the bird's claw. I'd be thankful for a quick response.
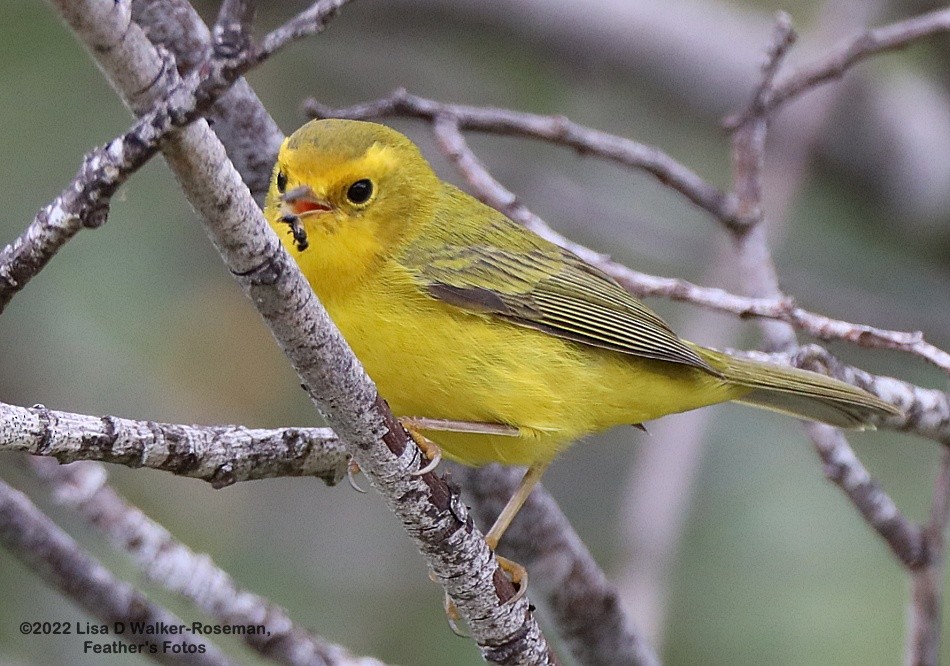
[399,419,443,476]
[494,555,528,604]
[434,550,528,636]
[443,593,469,638]
[346,459,367,493]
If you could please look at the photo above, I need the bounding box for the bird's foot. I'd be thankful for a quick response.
[437,548,528,636]
[346,459,367,493]
[493,554,528,604]
[398,419,443,476]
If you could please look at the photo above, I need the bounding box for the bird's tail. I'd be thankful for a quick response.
[694,346,901,429]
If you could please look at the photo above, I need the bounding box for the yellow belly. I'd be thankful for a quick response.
[321,265,741,466]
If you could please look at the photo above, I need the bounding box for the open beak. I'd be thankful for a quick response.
[280,185,332,218]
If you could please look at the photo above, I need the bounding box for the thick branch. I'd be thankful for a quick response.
[0,478,229,665]
[54,1,552,661]
[0,401,348,487]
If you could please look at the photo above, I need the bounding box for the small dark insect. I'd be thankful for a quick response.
[280,213,309,252]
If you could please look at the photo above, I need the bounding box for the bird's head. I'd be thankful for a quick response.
[265,119,441,296]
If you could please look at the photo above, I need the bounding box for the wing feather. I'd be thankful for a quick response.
[400,189,716,374]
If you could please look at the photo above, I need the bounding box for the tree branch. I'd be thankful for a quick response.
[907,449,950,666]
[1,0,344,315]
[131,0,282,203]
[52,1,553,661]
[750,7,950,123]
[306,90,746,227]
[212,0,258,57]
[806,423,926,567]
[0,401,348,487]
[453,464,660,666]
[30,458,387,666]
[0,478,230,665]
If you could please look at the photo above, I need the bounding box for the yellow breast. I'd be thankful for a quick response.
[314,260,737,466]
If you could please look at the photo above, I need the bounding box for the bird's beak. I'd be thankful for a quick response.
[280,185,332,218]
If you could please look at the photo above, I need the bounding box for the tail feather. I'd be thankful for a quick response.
[694,347,901,430]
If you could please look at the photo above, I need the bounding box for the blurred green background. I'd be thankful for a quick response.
[1,0,949,664]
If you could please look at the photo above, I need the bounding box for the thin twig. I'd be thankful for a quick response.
[307,89,746,227]
[0,478,230,665]
[806,423,926,568]
[1,1,351,315]
[0,401,348,487]
[31,458,387,666]
[251,0,353,66]
[721,10,796,130]
[906,449,950,665]
[132,0,283,202]
[728,7,950,126]
[726,16,799,350]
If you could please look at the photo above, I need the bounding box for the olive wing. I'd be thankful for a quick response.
[402,234,715,374]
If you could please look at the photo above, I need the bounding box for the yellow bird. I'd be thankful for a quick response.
[265,119,899,586]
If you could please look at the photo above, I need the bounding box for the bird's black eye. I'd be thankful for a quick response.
[346,179,373,204]
[276,170,288,193]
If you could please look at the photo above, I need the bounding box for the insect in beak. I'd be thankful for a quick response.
[279,186,332,252]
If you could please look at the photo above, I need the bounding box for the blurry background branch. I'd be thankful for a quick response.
[410,0,950,229]
[724,12,950,665]
[30,457,388,666]
[0,477,232,665]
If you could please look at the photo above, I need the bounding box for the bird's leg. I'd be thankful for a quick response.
[395,417,542,621]
[346,458,367,493]
[351,417,518,485]
[399,417,520,437]
[397,417,520,477]
[484,461,550,550]
[481,461,551,603]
